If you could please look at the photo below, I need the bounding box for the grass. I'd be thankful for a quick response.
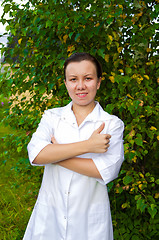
[0,116,43,239]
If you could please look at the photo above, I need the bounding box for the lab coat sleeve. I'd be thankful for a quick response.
[91,117,124,185]
[27,110,56,166]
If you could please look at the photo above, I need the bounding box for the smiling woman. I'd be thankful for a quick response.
[64,60,101,119]
[23,52,124,240]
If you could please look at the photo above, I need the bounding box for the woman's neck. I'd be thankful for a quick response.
[72,102,96,126]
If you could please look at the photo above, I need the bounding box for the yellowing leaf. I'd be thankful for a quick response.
[18,38,22,44]
[47,102,51,107]
[119,69,124,73]
[109,76,115,83]
[63,35,68,43]
[116,188,119,193]
[144,75,149,80]
[137,12,143,17]
[118,4,123,10]
[150,126,157,131]
[139,184,143,190]
[130,188,135,192]
[146,48,152,52]
[122,203,129,209]
[155,193,159,199]
[157,136,159,141]
[139,173,144,178]
[132,156,137,163]
[104,54,109,63]
[127,94,134,99]
[146,61,153,65]
[111,72,115,76]
[129,129,135,137]
[117,47,123,53]
[139,100,144,106]
[112,31,119,40]
[120,14,127,19]
[108,35,113,42]
[131,18,136,24]
[67,45,75,53]
[95,23,100,27]
[137,181,141,184]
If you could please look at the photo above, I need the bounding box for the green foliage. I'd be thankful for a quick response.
[0,0,159,239]
[0,136,43,239]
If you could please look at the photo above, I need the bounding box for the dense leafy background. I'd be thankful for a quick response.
[0,0,159,239]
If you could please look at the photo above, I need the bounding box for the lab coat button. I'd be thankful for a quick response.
[65,191,70,194]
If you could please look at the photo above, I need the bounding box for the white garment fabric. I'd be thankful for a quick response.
[23,101,124,240]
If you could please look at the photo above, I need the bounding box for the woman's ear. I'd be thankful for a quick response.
[97,77,102,90]
[64,79,67,86]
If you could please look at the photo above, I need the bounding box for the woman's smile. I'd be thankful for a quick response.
[76,92,88,98]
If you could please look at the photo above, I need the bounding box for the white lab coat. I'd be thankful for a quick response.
[23,101,124,240]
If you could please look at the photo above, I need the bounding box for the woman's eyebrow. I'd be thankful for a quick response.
[68,73,94,77]
[69,74,77,77]
[84,73,94,76]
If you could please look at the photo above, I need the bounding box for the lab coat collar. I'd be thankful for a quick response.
[53,101,113,124]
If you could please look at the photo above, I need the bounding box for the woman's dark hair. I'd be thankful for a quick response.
[64,52,102,80]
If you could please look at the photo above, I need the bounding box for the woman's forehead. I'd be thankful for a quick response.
[65,60,97,76]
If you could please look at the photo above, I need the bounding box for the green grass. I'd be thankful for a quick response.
[0,122,16,137]
[0,122,43,240]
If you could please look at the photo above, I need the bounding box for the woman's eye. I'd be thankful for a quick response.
[86,77,92,81]
[70,78,76,81]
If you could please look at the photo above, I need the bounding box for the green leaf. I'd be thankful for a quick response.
[17,146,22,153]
[155,179,159,184]
[48,83,55,92]
[132,235,140,240]
[123,175,133,185]
[134,134,143,146]
[46,20,53,28]
[155,4,159,13]
[125,67,132,74]
[75,33,80,41]
[97,49,105,59]
[106,17,114,25]
[148,206,157,218]
[4,4,10,13]
[69,32,74,39]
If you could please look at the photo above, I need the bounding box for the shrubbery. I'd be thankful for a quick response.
[0,0,159,239]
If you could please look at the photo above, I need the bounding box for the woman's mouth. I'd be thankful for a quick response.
[76,93,88,98]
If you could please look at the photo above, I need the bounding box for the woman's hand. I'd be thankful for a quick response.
[51,136,58,144]
[87,123,111,153]
[51,123,111,154]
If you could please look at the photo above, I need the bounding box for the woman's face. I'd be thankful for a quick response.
[64,60,101,108]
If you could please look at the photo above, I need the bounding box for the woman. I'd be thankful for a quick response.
[23,52,124,240]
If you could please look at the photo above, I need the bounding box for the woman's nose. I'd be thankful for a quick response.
[77,79,86,90]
